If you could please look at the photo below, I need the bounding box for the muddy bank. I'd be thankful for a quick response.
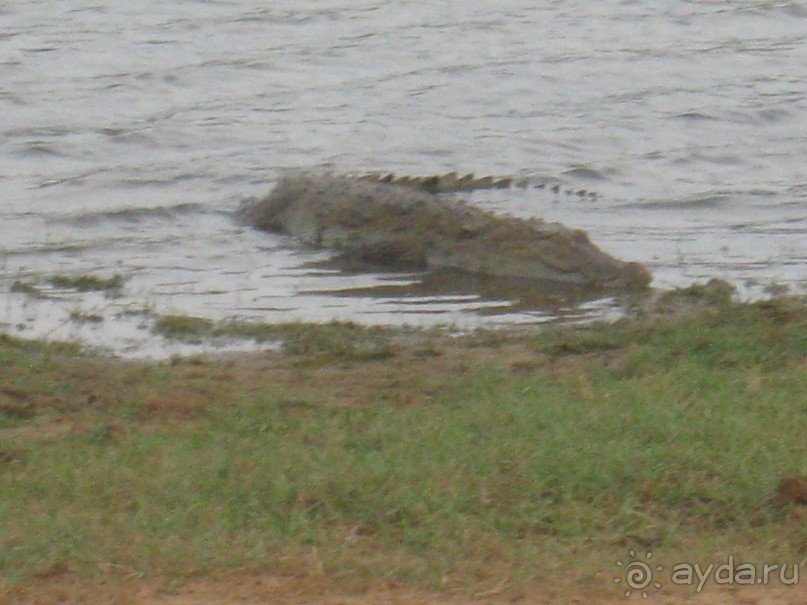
[241,174,651,290]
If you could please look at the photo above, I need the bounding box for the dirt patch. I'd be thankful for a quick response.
[2,573,804,605]
[0,417,75,443]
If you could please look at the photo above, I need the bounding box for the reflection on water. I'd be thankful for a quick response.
[0,0,805,356]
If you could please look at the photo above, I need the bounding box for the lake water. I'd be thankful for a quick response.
[1,0,805,356]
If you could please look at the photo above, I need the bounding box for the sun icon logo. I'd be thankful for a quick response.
[614,550,663,598]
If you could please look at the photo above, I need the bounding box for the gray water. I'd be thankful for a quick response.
[2,0,806,357]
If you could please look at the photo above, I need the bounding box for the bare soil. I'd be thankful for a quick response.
[2,572,804,605]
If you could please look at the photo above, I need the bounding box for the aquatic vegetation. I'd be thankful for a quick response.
[9,280,47,299]
[68,310,104,324]
[152,315,397,364]
[152,314,215,341]
[48,273,125,296]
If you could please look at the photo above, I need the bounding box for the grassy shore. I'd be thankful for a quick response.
[0,293,805,593]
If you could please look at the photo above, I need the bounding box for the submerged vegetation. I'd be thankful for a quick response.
[9,273,126,299]
[0,295,805,593]
[10,280,47,299]
[48,273,125,295]
[153,315,397,363]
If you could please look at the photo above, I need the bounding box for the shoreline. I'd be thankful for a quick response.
[2,266,798,360]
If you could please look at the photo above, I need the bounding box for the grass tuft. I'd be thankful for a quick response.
[10,280,47,298]
[48,273,125,295]
[153,315,397,364]
[152,315,215,341]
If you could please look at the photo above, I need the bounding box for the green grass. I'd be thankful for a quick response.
[152,314,215,341]
[0,297,805,587]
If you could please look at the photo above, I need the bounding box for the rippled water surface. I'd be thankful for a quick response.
[1,0,806,356]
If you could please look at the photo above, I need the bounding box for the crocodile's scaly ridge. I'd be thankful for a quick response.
[345,171,599,199]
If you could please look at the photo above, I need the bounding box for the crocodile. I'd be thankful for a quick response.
[241,173,649,290]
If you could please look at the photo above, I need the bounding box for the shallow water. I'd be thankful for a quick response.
[1,0,805,356]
